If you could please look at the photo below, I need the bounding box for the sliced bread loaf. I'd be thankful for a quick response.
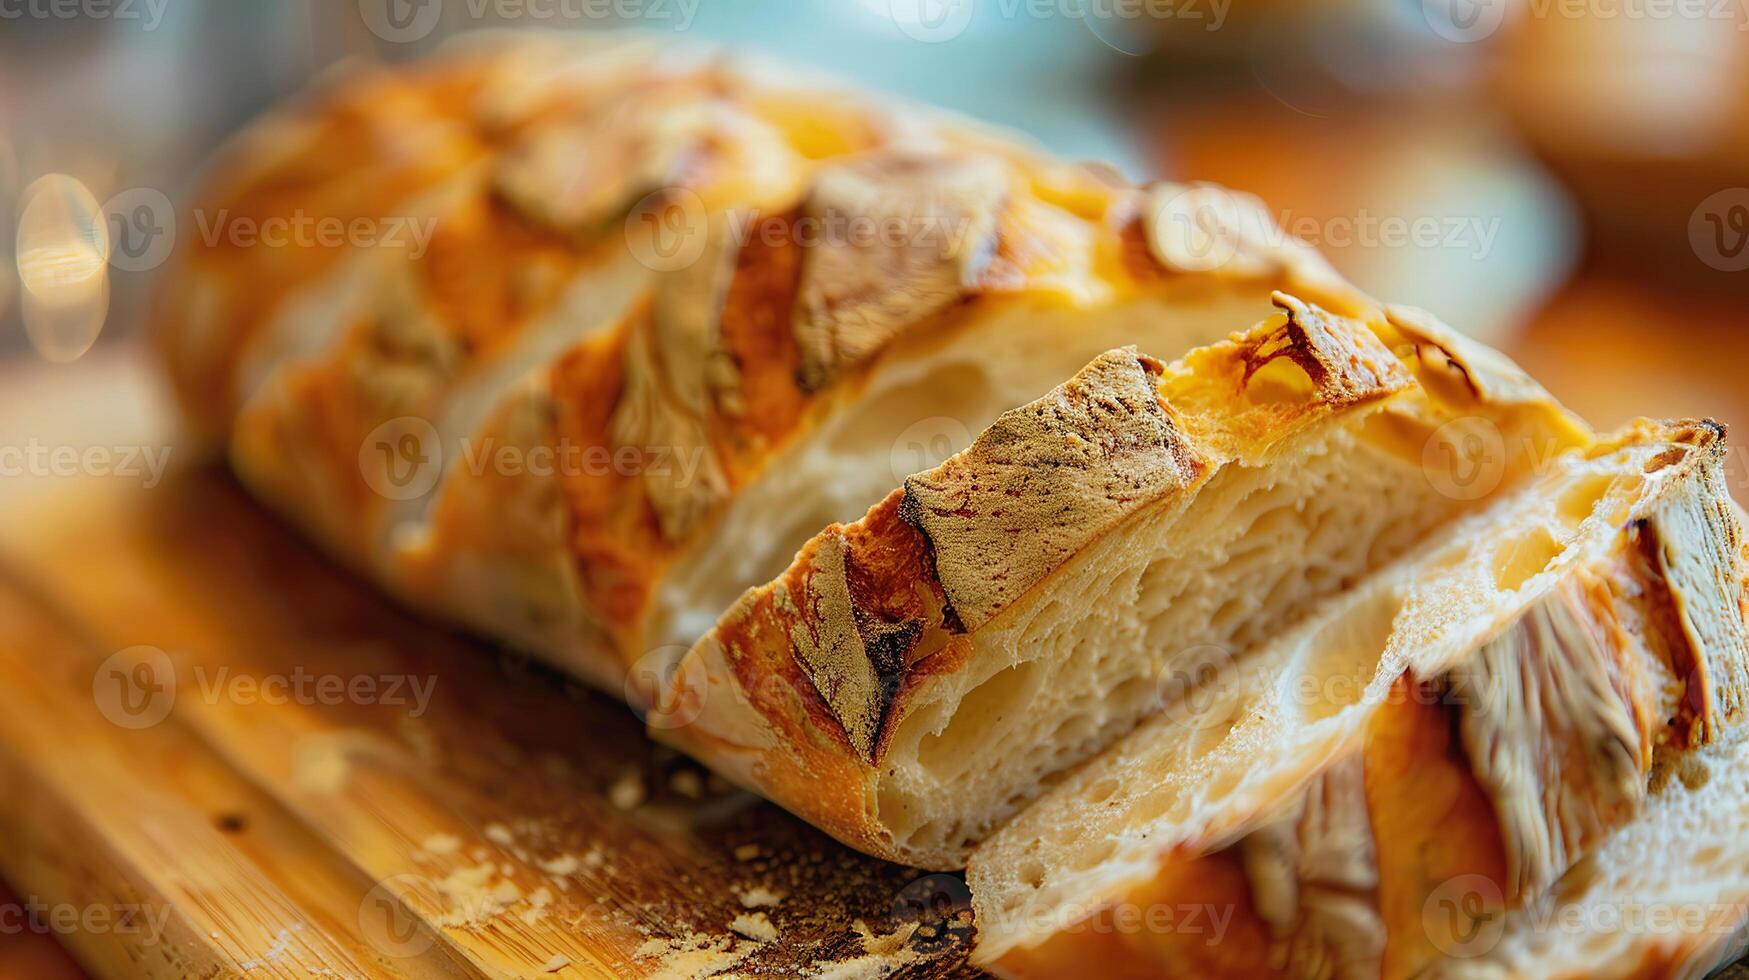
[652,294,1588,868]
[967,419,1747,978]
[156,32,1381,693]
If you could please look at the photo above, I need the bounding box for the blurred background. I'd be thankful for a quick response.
[5,1,1749,423]
[1,2,1747,974]
[7,0,1749,445]
[3,0,1749,428]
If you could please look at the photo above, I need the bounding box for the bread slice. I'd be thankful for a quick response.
[651,293,1588,869]
[1427,732,1749,980]
[966,419,1749,978]
[153,31,1378,692]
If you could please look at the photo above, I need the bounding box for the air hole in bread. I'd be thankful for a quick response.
[1557,473,1617,528]
[1494,526,1563,593]
[1200,756,1249,804]
[1084,778,1122,805]
[1075,838,1118,870]
[917,660,1041,781]
[1240,351,1318,407]
[1294,586,1404,724]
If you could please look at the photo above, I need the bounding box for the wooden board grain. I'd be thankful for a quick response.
[0,350,981,979]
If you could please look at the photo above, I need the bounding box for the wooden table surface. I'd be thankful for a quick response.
[0,352,979,978]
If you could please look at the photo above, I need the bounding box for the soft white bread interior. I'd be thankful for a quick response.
[397,285,1291,694]
[1427,731,1749,980]
[641,289,1283,655]
[967,419,1748,978]
[654,295,1590,869]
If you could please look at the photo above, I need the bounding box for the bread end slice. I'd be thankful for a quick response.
[967,419,1746,977]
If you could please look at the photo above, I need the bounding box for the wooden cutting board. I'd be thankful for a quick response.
[0,349,981,979]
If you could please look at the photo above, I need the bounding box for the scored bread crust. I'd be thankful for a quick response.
[1424,515,1749,980]
[965,419,1748,978]
[1427,729,1749,980]
[651,292,1589,869]
[153,31,1376,692]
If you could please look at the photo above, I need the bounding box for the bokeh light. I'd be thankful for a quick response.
[15,173,110,363]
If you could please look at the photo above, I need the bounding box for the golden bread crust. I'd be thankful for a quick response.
[156,33,1375,689]
[655,296,1517,867]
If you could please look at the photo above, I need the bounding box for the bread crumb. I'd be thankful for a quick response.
[810,950,917,980]
[806,921,923,979]
[483,823,515,846]
[542,953,570,973]
[238,926,298,970]
[538,853,580,875]
[733,844,760,862]
[632,933,750,979]
[729,912,777,942]
[421,834,461,855]
[609,771,646,810]
[290,735,351,795]
[852,919,917,957]
[633,938,672,958]
[736,886,785,909]
[433,862,510,927]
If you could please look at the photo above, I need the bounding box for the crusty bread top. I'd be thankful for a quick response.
[899,295,1415,634]
[158,31,1377,662]
[701,294,1416,765]
[897,349,1197,633]
[157,31,1346,442]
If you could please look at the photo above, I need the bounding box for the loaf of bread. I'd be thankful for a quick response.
[154,31,1365,693]
[157,36,1749,977]
[651,292,1591,868]
[966,419,1748,978]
